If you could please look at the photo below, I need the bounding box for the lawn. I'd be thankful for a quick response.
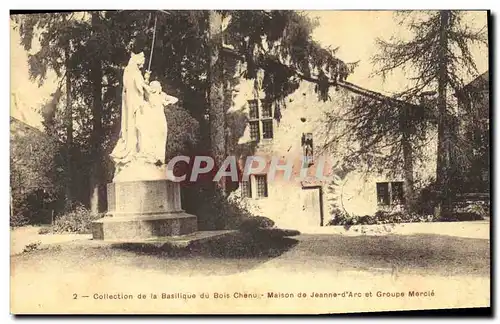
[10,223,490,314]
[11,229,489,277]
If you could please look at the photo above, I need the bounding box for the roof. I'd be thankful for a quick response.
[10,116,47,138]
[221,44,422,110]
[10,92,44,131]
[459,71,489,93]
[337,81,421,109]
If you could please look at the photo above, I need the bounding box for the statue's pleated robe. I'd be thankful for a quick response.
[110,55,147,166]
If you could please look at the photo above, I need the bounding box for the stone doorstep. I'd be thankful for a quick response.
[40,230,237,251]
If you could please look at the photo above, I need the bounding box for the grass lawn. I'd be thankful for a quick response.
[12,230,490,277]
[10,227,490,314]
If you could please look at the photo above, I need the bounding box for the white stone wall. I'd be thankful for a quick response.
[227,74,438,228]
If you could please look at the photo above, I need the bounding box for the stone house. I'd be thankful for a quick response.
[226,72,439,229]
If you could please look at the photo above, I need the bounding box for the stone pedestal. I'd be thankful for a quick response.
[92,180,198,240]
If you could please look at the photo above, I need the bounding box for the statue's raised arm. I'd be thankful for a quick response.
[163,93,179,106]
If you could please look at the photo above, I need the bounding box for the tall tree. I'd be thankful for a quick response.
[88,11,104,213]
[64,45,73,209]
[208,11,226,193]
[372,10,487,216]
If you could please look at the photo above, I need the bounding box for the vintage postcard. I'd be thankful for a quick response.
[10,9,490,315]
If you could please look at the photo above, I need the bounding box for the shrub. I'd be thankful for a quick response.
[446,201,488,221]
[52,204,102,234]
[450,212,485,221]
[38,227,52,235]
[10,209,29,228]
[464,202,489,219]
[186,185,255,230]
[327,209,438,226]
[238,216,276,232]
[23,241,41,253]
[326,208,357,226]
[413,179,440,216]
[448,198,490,221]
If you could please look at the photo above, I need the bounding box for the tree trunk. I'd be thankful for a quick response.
[89,11,104,214]
[400,107,415,211]
[436,10,453,218]
[64,47,73,210]
[208,11,226,194]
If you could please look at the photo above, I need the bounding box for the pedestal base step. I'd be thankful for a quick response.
[91,213,198,240]
[93,230,237,249]
[42,230,237,253]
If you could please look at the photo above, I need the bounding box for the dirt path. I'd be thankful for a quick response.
[10,226,91,255]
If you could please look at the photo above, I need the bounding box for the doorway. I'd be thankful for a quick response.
[301,186,324,226]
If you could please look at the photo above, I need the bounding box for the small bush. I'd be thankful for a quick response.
[52,205,102,234]
[187,185,256,230]
[23,241,41,253]
[327,209,438,226]
[465,202,489,218]
[326,208,358,226]
[38,227,52,235]
[238,216,276,232]
[10,210,29,228]
[451,213,485,221]
[444,202,487,221]
[413,181,440,216]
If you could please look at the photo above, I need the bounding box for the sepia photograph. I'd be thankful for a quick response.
[9,9,490,315]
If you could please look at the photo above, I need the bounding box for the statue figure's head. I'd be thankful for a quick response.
[150,81,162,94]
[130,52,145,68]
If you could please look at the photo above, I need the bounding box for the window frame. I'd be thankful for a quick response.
[240,174,269,199]
[255,174,269,198]
[249,120,261,142]
[247,99,274,143]
[376,181,405,207]
[376,182,390,206]
[240,179,252,198]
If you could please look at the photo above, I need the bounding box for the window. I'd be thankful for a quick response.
[249,121,260,142]
[248,100,259,119]
[261,99,272,118]
[248,99,274,142]
[256,175,268,198]
[377,181,404,206]
[240,175,269,199]
[376,182,390,206]
[262,120,274,139]
[240,181,252,198]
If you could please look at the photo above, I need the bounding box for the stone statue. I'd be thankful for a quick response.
[110,52,148,166]
[136,80,178,165]
[110,52,178,182]
[93,50,198,242]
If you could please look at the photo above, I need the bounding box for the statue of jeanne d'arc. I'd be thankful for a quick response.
[110,51,178,180]
[110,51,148,166]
